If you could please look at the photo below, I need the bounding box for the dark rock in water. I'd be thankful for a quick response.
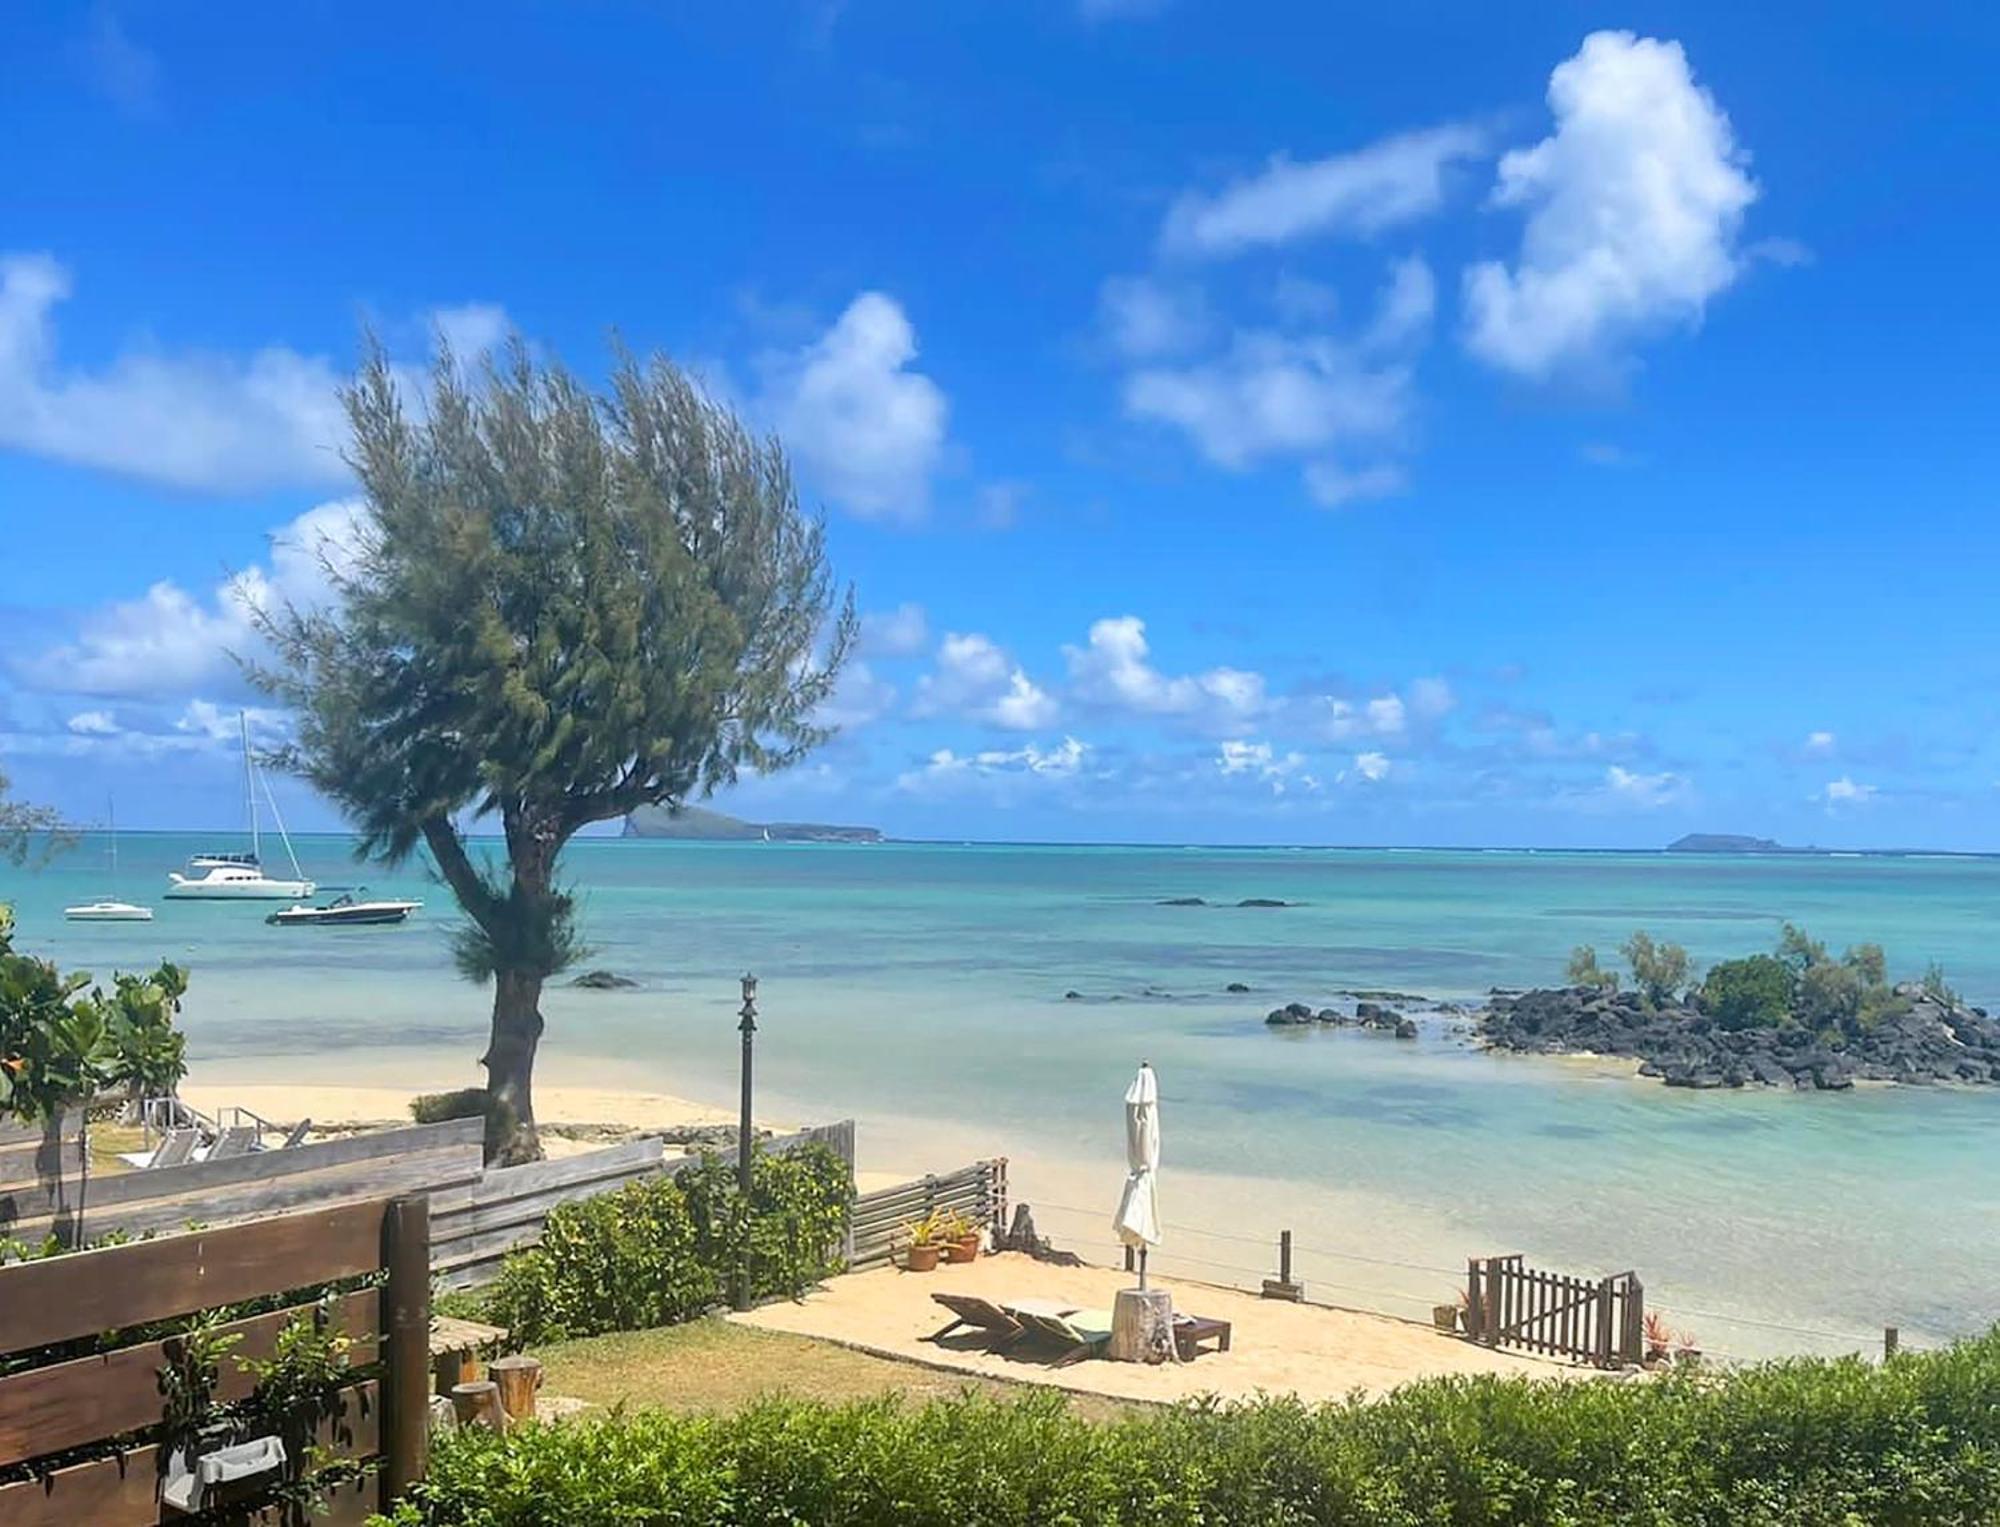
[1158,897,1208,907]
[1394,1017,1418,1039]
[1064,990,1083,1001]
[1355,1000,1387,1022]
[1341,988,1434,1005]
[1225,981,1252,993]
[1236,898,1292,908]
[1265,1003,1315,1027]
[1315,1008,1342,1024]
[571,969,640,990]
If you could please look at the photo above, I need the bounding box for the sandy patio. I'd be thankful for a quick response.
[732,1251,1593,1406]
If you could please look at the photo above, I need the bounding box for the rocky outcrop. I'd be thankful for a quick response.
[1479,985,2000,1090]
[1264,999,1418,1038]
[570,969,641,990]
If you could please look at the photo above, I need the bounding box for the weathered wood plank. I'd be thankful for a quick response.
[462,1138,661,1206]
[0,1379,379,1527]
[3,1146,480,1247]
[0,1290,379,1470]
[0,1200,388,1355]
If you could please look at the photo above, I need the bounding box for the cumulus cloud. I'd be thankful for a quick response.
[763,291,948,522]
[0,254,350,492]
[1320,693,1408,741]
[15,499,366,697]
[1065,616,1266,731]
[1123,257,1431,503]
[1162,125,1486,258]
[812,661,897,731]
[1352,750,1392,783]
[1804,730,1836,755]
[1823,776,1877,807]
[860,602,930,658]
[1100,276,1210,359]
[1407,676,1456,720]
[914,633,1059,731]
[1217,739,1315,794]
[1464,31,1761,378]
[1602,764,1692,809]
[898,737,1090,791]
[66,709,117,736]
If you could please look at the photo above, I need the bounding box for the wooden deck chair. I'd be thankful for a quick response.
[1011,1307,1115,1367]
[204,1125,258,1160]
[927,1293,1029,1347]
[146,1127,200,1169]
[279,1118,313,1149]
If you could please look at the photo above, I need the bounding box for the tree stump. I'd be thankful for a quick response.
[1109,1287,1177,1364]
[449,1380,506,1432]
[489,1355,543,1424]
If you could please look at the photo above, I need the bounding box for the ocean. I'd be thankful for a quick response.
[6,832,1997,1359]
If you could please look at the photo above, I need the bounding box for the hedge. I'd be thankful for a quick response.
[484,1142,853,1344]
[375,1328,2000,1526]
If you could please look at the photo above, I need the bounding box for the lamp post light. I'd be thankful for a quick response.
[734,972,758,1311]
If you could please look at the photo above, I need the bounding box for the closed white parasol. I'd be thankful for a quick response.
[1112,1061,1161,1288]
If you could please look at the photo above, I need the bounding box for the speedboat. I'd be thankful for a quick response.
[65,899,154,922]
[266,892,421,927]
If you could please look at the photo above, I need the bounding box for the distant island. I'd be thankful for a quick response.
[623,805,882,843]
[1666,833,1798,854]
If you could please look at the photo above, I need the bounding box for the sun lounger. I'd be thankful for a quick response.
[927,1294,1028,1347]
[144,1127,201,1169]
[202,1125,258,1161]
[1011,1306,1116,1367]
[279,1118,313,1149]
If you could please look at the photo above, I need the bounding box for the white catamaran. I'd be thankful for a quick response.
[166,713,316,900]
[65,799,154,922]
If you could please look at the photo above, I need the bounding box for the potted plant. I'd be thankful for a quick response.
[900,1215,941,1272]
[1643,1310,1678,1367]
[1433,1295,1461,1334]
[940,1209,982,1263]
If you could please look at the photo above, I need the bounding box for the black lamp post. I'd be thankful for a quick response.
[734,972,758,1311]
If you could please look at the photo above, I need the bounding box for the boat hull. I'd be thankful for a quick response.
[65,902,155,922]
[166,874,316,900]
[266,902,417,927]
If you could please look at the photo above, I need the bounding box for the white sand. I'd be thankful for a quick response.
[732,1251,1592,1405]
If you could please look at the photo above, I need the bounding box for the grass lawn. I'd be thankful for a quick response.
[531,1317,1135,1422]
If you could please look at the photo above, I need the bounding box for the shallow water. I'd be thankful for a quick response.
[8,834,1998,1356]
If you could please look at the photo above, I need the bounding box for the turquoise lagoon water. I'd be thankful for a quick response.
[6,834,1998,1356]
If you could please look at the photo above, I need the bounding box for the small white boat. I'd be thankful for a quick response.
[65,799,154,921]
[266,892,421,927]
[65,898,154,922]
[166,713,315,900]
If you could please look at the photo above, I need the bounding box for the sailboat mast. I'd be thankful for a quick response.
[108,797,117,890]
[240,710,261,862]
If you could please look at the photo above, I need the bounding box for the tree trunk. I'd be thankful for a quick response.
[482,970,545,1165]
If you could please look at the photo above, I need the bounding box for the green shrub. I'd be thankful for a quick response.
[409,1088,487,1124]
[376,1328,2000,1525]
[485,1143,852,1345]
[1702,954,1796,1031]
[1564,944,1619,992]
[1621,930,1692,1005]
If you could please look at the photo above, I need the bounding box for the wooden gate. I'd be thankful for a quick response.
[1466,1253,1644,1368]
[0,1195,430,1525]
[848,1159,1008,1269]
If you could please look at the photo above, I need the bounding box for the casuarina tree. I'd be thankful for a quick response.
[254,340,854,1163]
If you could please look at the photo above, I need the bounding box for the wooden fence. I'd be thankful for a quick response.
[1466,1253,1644,1368]
[848,1158,1007,1269]
[0,1195,429,1525]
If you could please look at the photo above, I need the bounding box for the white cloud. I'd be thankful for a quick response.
[1353,750,1392,782]
[1408,676,1456,720]
[1162,125,1486,258]
[83,10,161,117]
[1100,276,1210,359]
[860,602,930,658]
[0,253,351,492]
[914,633,1058,731]
[1065,616,1266,731]
[1602,764,1692,809]
[1463,31,1760,378]
[1217,739,1315,794]
[16,499,366,697]
[763,291,948,522]
[1123,257,1431,500]
[898,737,1090,791]
[813,661,897,731]
[1823,776,1877,807]
[1804,730,1836,755]
[1320,693,1408,741]
[430,303,510,361]
[66,709,117,736]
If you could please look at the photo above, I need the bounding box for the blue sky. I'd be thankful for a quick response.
[2,3,1997,846]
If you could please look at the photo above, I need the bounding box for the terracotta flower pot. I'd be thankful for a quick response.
[1433,1304,1459,1333]
[904,1243,940,1272]
[944,1234,980,1264]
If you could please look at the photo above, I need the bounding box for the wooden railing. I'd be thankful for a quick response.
[0,1195,429,1525]
[848,1159,1007,1269]
[1466,1253,1644,1368]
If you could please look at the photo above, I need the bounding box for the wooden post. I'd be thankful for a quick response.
[1261,1229,1303,1301]
[450,1380,506,1432]
[1123,1245,1135,1273]
[381,1193,431,1502]
[489,1355,544,1423]
[735,973,758,1312]
[1280,1229,1293,1285]
[1884,1325,1899,1359]
[1593,1275,1615,1367]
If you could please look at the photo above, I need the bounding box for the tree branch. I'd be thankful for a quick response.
[421,817,501,931]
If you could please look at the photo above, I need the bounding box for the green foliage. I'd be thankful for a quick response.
[0,770,75,868]
[251,339,855,1161]
[485,1143,852,1346]
[410,1088,488,1124]
[1923,960,1961,1008]
[1620,930,1692,1005]
[1564,944,1619,992]
[1776,920,1829,976]
[378,1326,2000,1526]
[1702,954,1797,1031]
